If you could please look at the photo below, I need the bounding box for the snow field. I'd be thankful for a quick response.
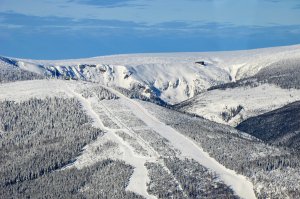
[181,84,300,126]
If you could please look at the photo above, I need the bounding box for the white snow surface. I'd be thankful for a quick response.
[4,44,300,104]
[180,84,300,126]
[0,79,72,101]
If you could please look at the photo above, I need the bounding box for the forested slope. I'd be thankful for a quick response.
[237,101,300,151]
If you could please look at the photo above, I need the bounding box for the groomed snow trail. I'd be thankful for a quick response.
[65,83,157,199]
[104,87,257,199]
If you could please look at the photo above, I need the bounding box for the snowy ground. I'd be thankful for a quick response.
[179,84,300,126]
[0,79,71,101]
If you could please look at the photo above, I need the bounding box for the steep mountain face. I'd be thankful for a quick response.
[237,101,300,151]
[2,44,300,105]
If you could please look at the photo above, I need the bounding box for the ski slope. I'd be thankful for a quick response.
[104,86,256,199]
[59,82,158,199]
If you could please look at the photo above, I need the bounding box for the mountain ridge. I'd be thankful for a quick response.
[2,44,300,105]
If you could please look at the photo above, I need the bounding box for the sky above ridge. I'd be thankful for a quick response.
[1,0,300,59]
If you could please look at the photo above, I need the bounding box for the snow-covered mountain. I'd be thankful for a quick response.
[2,45,300,198]
[176,53,300,127]
[2,44,300,104]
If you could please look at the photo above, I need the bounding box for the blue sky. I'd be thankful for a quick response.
[1,0,300,59]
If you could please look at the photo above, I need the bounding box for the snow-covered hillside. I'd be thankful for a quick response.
[0,79,256,198]
[2,44,300,104]
[237,101,300,151]
[176,84,300,126]
[2,44,300,198]
[2,79,300,198]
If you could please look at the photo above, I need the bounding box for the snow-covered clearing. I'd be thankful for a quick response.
[0,79,71,101]
[180,84,300,126]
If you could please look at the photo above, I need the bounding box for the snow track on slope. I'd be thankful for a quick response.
[65,83,157,199]
[104,87,257,199]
